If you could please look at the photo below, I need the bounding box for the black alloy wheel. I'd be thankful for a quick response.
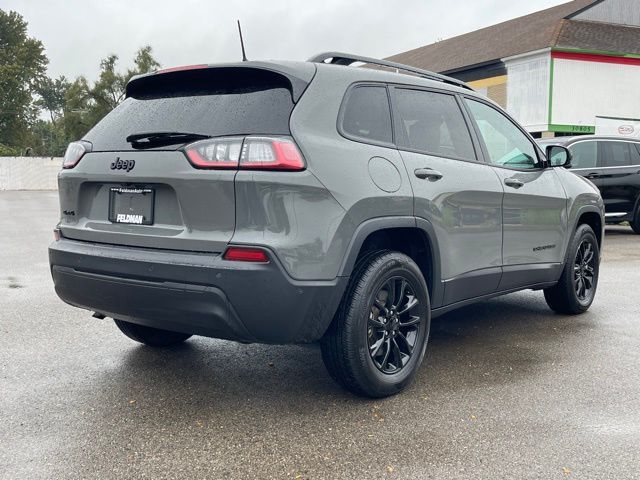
[573,239,596,304]
[368,277,422,374]
[321,251,431,398]
[544,224,599,315]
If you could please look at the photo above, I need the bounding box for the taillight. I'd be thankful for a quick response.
[185,137,243,168]
[223,246,269,263]
[184,136,305,171]
[62,141,91,169]
[240,137,305,170]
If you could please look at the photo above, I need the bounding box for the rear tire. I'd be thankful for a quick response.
[544,224,600,314]
[114,319,192,347]
[321,251,430,398]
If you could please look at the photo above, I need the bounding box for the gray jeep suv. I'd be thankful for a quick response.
[49,53,604,397]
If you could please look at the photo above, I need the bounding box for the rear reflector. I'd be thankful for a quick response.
[184,136,305,171]
[223,247,269,263]
[53,229,61,241]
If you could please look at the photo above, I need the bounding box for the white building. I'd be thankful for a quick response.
[389,0,640,138]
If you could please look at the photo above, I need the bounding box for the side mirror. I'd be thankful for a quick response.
[546,145,572,168]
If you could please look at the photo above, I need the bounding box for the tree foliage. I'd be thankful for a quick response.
[35,75,71,126]
[81,46,160,131]
[0,9,160,156]
[0,9,48,151]
[58,46,160,147]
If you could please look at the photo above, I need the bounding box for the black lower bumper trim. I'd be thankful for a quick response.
[49,238,347,343]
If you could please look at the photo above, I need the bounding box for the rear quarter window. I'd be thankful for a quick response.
[339,85,393,145]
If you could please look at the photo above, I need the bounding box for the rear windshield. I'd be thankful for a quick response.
[84,68,296,151]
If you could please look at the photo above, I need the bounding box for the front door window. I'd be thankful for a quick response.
[465,98,539,169]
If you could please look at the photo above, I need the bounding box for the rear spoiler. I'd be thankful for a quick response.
[126,61,316,102]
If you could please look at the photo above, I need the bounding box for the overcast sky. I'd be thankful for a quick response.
[7,0,569,81]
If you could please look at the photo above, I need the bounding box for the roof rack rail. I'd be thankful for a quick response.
[307,52,473,91]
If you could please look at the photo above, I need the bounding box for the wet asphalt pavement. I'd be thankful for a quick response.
[1,190,639,479]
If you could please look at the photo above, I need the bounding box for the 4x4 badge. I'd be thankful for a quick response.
[110,157,135,172]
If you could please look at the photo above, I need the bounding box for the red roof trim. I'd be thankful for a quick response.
[552,51,640,66]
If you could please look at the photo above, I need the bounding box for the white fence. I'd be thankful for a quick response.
[0,157,62,190]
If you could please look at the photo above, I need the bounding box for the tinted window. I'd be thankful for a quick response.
[465,98,539,169]
[602,141,632,167]
[84,68,296,151]
[632,143,640,163]
[341,86,392,144]
[568,141,598,168]
[395,89,475,161]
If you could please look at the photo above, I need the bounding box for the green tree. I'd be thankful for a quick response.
[0,10,48,151]
[35,75,71,126]
[29,119,68,156]
[61,76,92,142]
[128,45,161,80]
[63,46,160,140]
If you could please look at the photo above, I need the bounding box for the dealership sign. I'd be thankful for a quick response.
[595,116,640,138]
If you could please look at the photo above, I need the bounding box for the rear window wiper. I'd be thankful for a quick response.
[126,131,211,148]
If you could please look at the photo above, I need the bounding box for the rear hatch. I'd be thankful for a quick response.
[57,63,314,252]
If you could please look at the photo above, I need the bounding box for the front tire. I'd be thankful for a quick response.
[631,203,640,234]
[544,224,600,314]
[321,251,430,398]
[114,319,192,347]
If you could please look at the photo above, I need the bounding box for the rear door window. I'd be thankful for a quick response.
[568,141,598,168]
[84,68,297,151]
[394,89,476,161]
[601,141,632,167]
[340,85,393,144]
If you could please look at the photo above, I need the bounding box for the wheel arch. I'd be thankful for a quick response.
[575,207,603,248]
[337,217,444,308]
[565,205,604,265]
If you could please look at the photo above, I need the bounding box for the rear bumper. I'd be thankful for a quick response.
[49,238,347,343]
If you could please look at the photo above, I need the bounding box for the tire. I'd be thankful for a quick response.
[114,319,192,347]
[631,204,640,234]
[321,251,431,398]
[544,224,600,314]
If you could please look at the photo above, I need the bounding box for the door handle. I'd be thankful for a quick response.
[414,168,443,181]
[586,172,600,179]
[504,178,524,189]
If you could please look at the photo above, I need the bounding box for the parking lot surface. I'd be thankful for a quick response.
[1,190,639,479]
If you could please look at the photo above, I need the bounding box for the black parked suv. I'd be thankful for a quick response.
[50,53,604,397]
[538,135,640,233]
